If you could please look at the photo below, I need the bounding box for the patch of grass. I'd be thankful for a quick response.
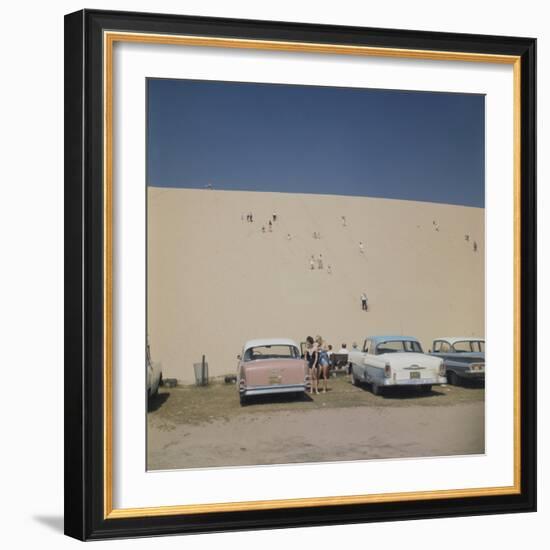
[147,378,484,428]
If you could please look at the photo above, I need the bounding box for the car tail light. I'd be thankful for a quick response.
[384,364,391,378]
[439,362,446,376]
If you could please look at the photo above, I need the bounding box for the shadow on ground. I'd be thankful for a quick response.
[148,391,170,412]
[33,515,64,533]
[352,383,470,400]
[242,392,314,406]
[458,379,485,389]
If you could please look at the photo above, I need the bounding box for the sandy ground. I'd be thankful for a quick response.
[147,188,485,383]
[147,379,485,470]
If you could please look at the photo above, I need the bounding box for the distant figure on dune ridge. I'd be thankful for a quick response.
[268,220,272,232]
[272,212,277,222]
[261,226,266,233]
[465,234,470,242]
[327,265,332,275]
[310,257,315,270]
[361,292,368,311]
[473,241,478,252]
[341,215,347,227]
[359,241,365,254]
[317,254,323,270]
[287,233,291,241]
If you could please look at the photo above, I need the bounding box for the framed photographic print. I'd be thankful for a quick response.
[64,9,536,540]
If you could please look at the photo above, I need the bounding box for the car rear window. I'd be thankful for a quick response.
[244,345,300,361]
[375,340,422,354]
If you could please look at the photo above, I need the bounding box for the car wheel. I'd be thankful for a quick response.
[371,383,382,396]
[239,394,248,406]
[423,384,433,393]
[448,371,460,386]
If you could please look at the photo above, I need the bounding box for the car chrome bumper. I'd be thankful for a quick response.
[383,376,446,386]
[241,384,308,396]
[457,371,485,380]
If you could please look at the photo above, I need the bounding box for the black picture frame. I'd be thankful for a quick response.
[64,9,536,541]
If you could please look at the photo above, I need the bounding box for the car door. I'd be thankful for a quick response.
[362,339,375,382]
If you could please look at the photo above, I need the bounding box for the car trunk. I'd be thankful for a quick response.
[243,358,307,387]
[387,353,440,382]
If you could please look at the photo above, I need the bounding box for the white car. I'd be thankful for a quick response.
[146,344,162,398]
[348,335,446,395]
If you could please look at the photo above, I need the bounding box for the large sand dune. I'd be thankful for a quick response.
[147,187,484,383]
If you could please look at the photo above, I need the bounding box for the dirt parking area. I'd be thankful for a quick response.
[147,377,485,470]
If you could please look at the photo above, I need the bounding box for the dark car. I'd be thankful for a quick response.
[430,337,485,386]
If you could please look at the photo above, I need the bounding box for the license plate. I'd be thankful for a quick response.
[410,371,421,379]
[269,375,282,384]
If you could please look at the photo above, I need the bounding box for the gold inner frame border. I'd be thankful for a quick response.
[102,30,522,520]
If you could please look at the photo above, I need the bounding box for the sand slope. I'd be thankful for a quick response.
[148,188,484,382]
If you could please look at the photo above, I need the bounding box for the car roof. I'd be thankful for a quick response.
[367,335,420,344]
[433,337,485,344]
[243,338,300,351]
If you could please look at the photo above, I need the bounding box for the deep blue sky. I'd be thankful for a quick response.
[147,79,484,207]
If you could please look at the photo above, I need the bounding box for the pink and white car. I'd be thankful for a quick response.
[237,338,310,405]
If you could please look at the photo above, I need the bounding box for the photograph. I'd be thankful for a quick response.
[145,78,486,471]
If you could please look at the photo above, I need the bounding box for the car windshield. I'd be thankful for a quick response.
[243,345,300,361]
[375,340,422,354]
[453,340,485,352]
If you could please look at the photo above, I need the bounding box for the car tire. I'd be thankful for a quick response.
[448,371,460,386]
[239,394,248,406]
[371,383,382,396]
[423,384,433,393]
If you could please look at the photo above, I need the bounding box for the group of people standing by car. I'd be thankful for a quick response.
[304,336,349,394]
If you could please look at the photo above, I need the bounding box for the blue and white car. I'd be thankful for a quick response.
[348,335,446,395]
